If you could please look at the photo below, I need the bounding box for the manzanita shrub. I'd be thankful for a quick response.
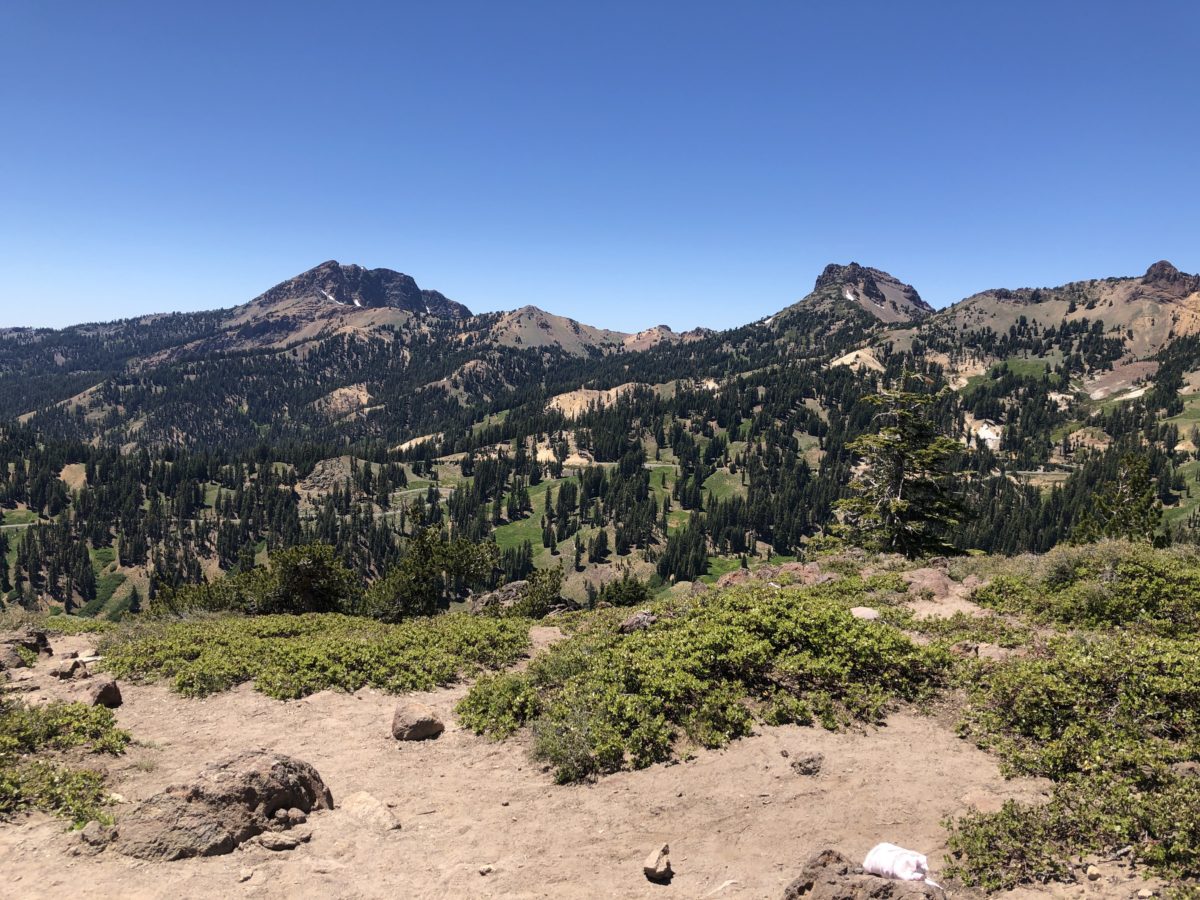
[458,580,947,783]
[99,612,530,699]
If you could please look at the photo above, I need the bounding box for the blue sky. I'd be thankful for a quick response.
[2,1,1197,329]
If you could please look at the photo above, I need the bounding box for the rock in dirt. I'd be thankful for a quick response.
[83,677,122,708]
[0,646,25,670]
[790,752,824,776]
[258,827,312,851]
[392,700,444,741]
[619,610,657,634]
[341,791,401,831]
[79,820,116,848]
[643,842,673,883]
[782,849,945,900]
[1,628,51,658]
[50,658,87,679]
[114,750,333,860]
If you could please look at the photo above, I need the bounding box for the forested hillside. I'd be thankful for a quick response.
[4,258,1200,618]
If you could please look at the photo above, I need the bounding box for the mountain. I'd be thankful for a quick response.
[7,255,1200,623]
[808,262,932,323]
[249,260,471,317]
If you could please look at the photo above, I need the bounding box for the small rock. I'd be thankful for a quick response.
[286,808,307,826]
[238,869,253,883]
[780,749,790,758]
[790,752,824,776]
[61,650,80,660]
[1137,890,1154,898]
[259,827,311,851]
[79,820,115,848]
[340,791,401,831]
[392,699,444,741]
[84,677,122,708]
[1086,865,1101,881]
[479,865,494,876]
[50,658,86,680]
[0,647,24,669]
[849,607,880,621]
[619,610,658,634]
[643,842,673,884]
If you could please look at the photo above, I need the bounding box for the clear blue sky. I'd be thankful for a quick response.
[2,1,1197,330]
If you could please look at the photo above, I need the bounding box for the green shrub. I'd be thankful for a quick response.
[457,582,945,782]
[99,612,530,700]
[0,761,112,826]
[949,629,1200,888]
[0,699,129,825]
[971,541,1200,635]
[0,701,130,756]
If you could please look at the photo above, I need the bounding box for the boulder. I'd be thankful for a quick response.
[782,849,945,900]
[901,568,956,601]
[715,569,753,588]
[468,580,529,615]
[83,677,123,708]
[50,658,87,679]
[779,562,839,586]
[391,700,444,741]
[643,842,673,883]
[619,611,657,634]
[114,750,333,860]
[0,646,25,670]
[341,791,401,831]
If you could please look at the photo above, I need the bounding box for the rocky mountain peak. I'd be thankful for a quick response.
[251,261,471,318]
[813,262,932,323]
[1143,260,1189,286]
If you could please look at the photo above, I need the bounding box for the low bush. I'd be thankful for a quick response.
[458,581,946,782]
[99,612,530,700]
[948,630,1200,889]
[0,699,129,825]
[971,541,1200,635]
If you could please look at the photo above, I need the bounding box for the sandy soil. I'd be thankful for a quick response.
[0,633,1167,900]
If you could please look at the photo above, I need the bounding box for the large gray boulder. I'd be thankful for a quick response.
[782,850,945,900]
[115,750,333,860]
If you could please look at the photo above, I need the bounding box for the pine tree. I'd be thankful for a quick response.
[1072,453,1162,544]
[834,382,962,558]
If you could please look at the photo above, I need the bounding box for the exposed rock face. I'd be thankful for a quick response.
[1143,260,1199,290]
[618,611,658,634]
[251,260,471,318]
[781,849,945,900]
[468,580,529,615]
[814,263,933,322]
[391,700,445,741]
[1,628,51,664]
[114,751,333,860]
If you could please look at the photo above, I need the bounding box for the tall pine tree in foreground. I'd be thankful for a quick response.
[835,381,962,558]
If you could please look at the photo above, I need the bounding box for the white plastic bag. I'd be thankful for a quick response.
[863,842,935,883]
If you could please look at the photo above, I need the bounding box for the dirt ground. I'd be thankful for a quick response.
[0,633,1168,900]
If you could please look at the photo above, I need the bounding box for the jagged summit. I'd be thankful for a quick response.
[251,261,471,318]
[806,262,932,324]
[1143,259,1199,290]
